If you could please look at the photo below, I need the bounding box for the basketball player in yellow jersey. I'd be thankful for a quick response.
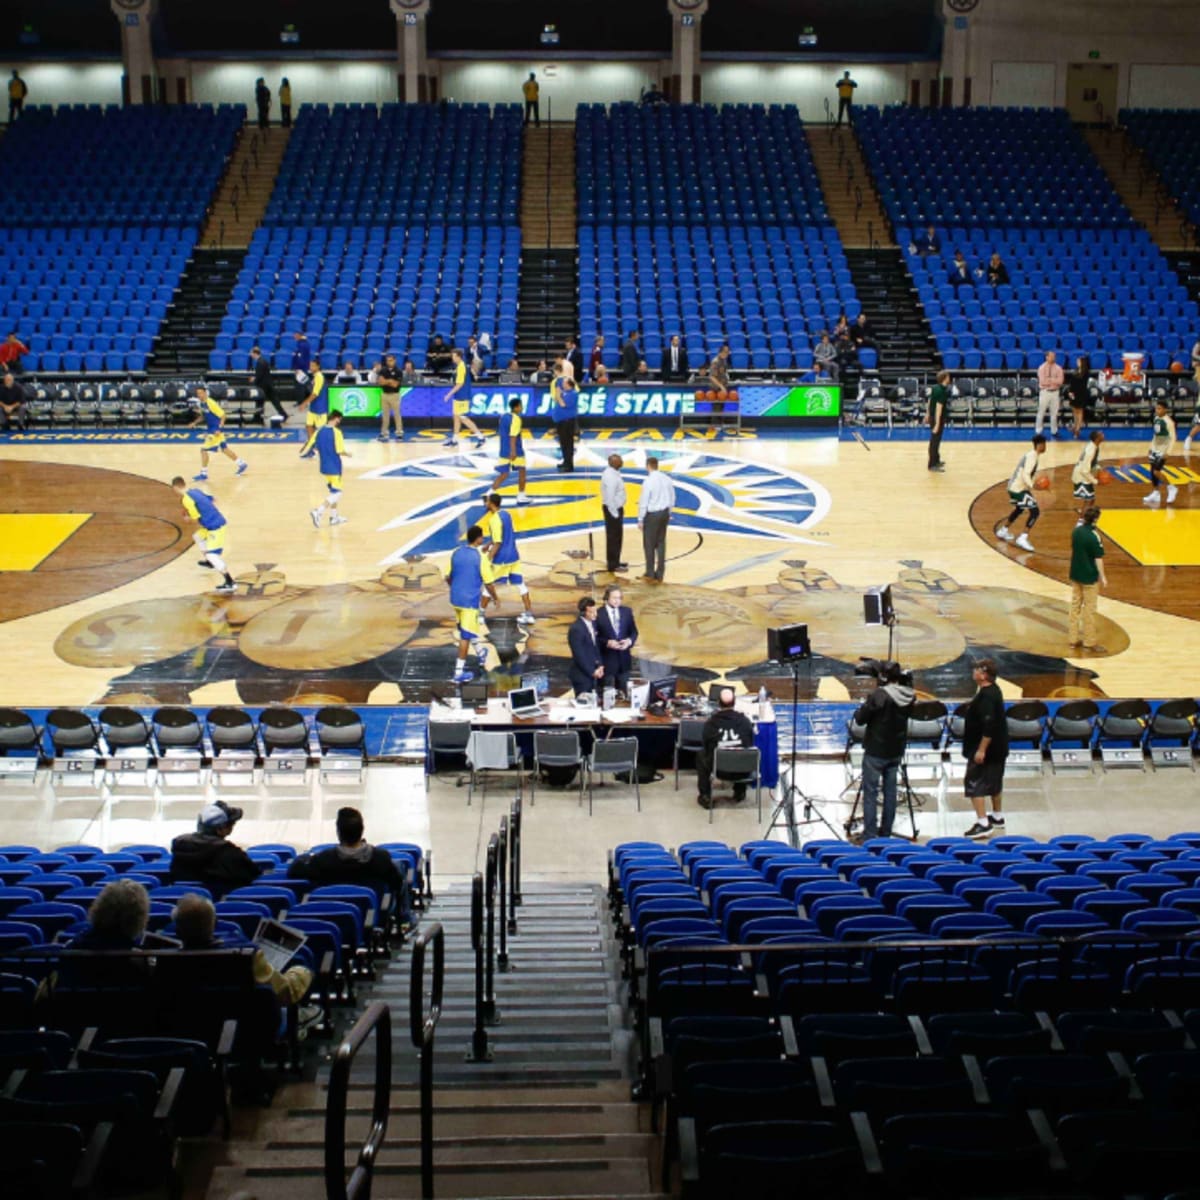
[442,349,486,449]
[188,385,248,481]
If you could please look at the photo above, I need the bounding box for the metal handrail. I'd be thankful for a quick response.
[468,872,490,1061]
[497,816,510,970]
[325,1000,392,1200]
[508,798,522,928]
[483,835,499,1020]
[410,922,444,1200]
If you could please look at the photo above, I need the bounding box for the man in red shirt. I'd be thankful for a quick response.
[0,332,29,373]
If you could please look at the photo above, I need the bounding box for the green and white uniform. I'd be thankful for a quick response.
[1071,440,1101,501]
[1007,448,1040,509]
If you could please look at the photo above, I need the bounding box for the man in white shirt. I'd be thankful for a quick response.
[637,455,675,582]
[600,453,628,573]
[1036,350,1065,438]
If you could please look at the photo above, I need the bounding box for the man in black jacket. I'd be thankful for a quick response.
[619,331,640,380]
[170,802,264,897]
[567,596,604,697]
[660,334,689,382]
[696,687,755,809]
[963,658,1009,839]
[251,345,285,424]
[288,807,414,927]
[852,662,915,840]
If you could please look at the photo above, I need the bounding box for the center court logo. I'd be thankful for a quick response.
[361,445,833,562]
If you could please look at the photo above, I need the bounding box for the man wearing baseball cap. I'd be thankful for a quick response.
[169,800,264,897]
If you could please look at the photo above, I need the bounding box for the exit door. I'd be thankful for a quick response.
[1066,62,1118,124]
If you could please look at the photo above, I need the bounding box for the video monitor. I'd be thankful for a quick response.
[648,676,678,705]
[459,680,489,704]
[520,670,551,698]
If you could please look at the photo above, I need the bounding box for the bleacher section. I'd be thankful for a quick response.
[577,104,853,372]
[1121,109,1200,232]
[856,107,1200,379]
[0,105,244,375]
[214,103,523,372]
[616,833,1200,1195]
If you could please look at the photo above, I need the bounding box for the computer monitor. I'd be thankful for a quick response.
[459,680,489,704]
[506,686,540,714]
[708,683,737,702]
[648,676,677,705]
[520,670,550,698]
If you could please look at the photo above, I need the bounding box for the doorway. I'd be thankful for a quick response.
[1066,62,1118,125]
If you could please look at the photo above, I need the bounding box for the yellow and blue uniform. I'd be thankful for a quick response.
[482,508,522,586]
[200,395,227,450]
[452,360,469,415]
[445,543,495,640]
[307,370,328,427]
[303,423,345,493]
[182,487,227,552]
[498,409,525,466]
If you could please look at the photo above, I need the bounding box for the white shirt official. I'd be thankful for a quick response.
[638,470,675,518]
[601,465,626,518]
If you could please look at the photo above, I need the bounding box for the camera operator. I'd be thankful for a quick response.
[852,660,915,841]
[696,687,755,810]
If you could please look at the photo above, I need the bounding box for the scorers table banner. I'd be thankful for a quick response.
[329,383,841,425]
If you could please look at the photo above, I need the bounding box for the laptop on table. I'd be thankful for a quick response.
[507,686,545,719]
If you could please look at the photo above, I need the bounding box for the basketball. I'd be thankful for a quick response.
[1171,361,1185,373]
[1097,470,1112,486]
[694,390,705,402]
[1035,476,1051,490]
[728,389,740,402]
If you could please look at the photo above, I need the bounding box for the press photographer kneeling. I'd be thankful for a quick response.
[852,659,915,841]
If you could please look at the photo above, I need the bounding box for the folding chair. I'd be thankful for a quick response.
[708,746,762,821]
[585,736,640,815]
[466,730,522,806]
[530,730,584,805]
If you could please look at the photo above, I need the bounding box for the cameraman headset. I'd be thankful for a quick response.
[852,660,915,841]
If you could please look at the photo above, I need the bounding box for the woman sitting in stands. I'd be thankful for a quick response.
[68,878,149,951]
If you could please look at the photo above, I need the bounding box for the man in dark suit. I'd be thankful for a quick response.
[619,331,640,380]
[595,584,638,694]
[251,345,285,424]
[564,336,584,383]
[567,597,605,697]
[661,334,689,382]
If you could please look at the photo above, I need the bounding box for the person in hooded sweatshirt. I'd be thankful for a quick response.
[170,801,264,897]
[852,660,916,841]
[287,807,414,929]
[696,687,756,809]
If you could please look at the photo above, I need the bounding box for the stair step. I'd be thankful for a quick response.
[278,1103,640,1137]
[258,1133,654,1164]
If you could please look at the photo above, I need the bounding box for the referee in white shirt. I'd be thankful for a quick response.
[600,453,628,572]
[637,455,675,582]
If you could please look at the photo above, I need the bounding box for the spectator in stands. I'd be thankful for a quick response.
[834,71,858,126]
[426,334,453,375]
[530,359,552,384]
[1066,355,1091,439]
[962,658,1009,840]
[564,336,584,383]
[466,334,486,381]
[1036,350,1065,438]
[700,345,729,420]
[377,353,402,441]
[947,251,974,289]
[171,893,316,1018]
[851,313,875,349]
[500,357,522,382]
[522,72,540,125]
[278,77,292,127]
[8,70,27,123]
[254,78,271,130]
[0,331,29,374]
[910,224,940,256]
[661,334,689,382]
[250,346,284,425]
[68,879,150,951]
[696,687,755,810]
[983,252,1010,287]
[589,335,606,380]
[170,801,264,897]
[813,332,839,382]
[0,371,28,431]
[335,360,361,384]
[832,313,851,343]
[288,806,415,929]
[401,359,417,386]
[290,331,312,407]
[592,359,610,385]
[620,330,641,380]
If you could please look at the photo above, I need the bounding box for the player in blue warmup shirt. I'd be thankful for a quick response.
[492,397,528,503]
[481,492,535,626]
[188,385,248,481]
[444,524,499,682]
[173,475,235,593]
[301,409,351,527]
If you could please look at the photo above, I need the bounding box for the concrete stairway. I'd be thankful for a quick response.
[1082,126,1197,251]
[202,121,292,249]
[201,881,665,1200]
[806,125,894,249]
[521,122,577,249]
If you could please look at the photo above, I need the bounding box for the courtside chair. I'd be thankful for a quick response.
[707,746,762,822]
[673,719,707,791]
[530,730,584,806]
[465,731,522,807]
[426,720,470,789]
[585,737,640,815]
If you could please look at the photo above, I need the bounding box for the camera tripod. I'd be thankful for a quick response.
[842,757,922,841]
[765,656,841,847]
